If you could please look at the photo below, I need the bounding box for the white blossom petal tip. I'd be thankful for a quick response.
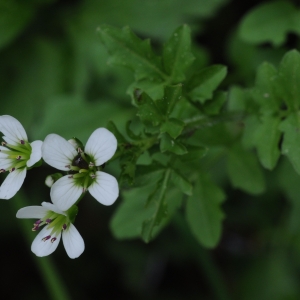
[0,115,27,144]
[27,140,43,167]
[0,168,27,199]
[42,134,78,171]
[89,171,119,206]
[62,224,85,259]
[85,128,117,166]
[50,176,82,211]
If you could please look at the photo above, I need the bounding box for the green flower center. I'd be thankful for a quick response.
[68,150,98,190]
[0,140,32,171]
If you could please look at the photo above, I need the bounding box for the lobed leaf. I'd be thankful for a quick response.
[162,24,195,82]
[185,174,225,248]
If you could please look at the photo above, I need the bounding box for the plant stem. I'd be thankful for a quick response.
[174,213,232,300]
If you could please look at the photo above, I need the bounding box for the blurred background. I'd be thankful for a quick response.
[1,0,300,299]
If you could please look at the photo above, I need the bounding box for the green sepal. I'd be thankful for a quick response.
[66,205,78,223]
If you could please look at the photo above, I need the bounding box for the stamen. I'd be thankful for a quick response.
[45,219,52,224]
[51,237,57,243]
[78,148,83,153]
[68,175,73,178]
[16,155,22,160]
[62,224,67,230]
[65,164,71,169]
[20,140,25,145]
[1,142,7,146]
[42,235,51,241]
[10,168,15,172]
[0,169,6,173]
[90,173,96,179]
[89,162,95,167]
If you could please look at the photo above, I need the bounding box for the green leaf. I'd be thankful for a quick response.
[141,169,171,242]
[0,1,34,49]
[188,65,227,103]
[279,112,300,174]
[277,50,300,111]
[160,133,187,155]
[134,161,165,187]
[171,169,193,196]
[106,121,127,144]
[185,174,225,248]
[202,91,227,115]
[160,118,185,139]
[179,145,208,162]
[97,25,167,81]
[134,91,164,126]
[156,84,183,116]
[162,24,194,82]
[253,62,281,113]
[110,180,182,240]
[227,144,265,194]
[255,115,281,170]
[238,1,300,46]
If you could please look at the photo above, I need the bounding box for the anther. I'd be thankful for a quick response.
[16,155,22,160]
[51,237,57,243]
[65,165,71,169]
[90,174,96,179]
[62,224,67,230]
[20,140,25,145]
[10,168,15,172]
[68,175,73,178]
[89,162,95,167]
[42,235,51,242]
[0,169,6,173]
[45,219,52,224]
[1,142,6,146]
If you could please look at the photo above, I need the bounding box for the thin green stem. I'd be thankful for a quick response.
[173,214,232,300]
[12,192,71,300]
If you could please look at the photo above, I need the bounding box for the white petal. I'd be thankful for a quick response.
[42,134,77,171]
[16,206,48,219]
[50,175,82,211]
[27,140,43,167]
[41,202,66,216]
[0,168,26,199]
[85,128,117,166]
[62,224,85,259]
[88,171,119,206]
[0,115,27,145]
[0,156,13,170]
[31,226,61,257]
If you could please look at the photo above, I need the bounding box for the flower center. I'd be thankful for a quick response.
[0,139,32,172]
[32,211,70,243]
[68,150,97,191]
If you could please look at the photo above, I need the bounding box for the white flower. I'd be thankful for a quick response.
[16,202,84,258]
[42,128,119,211]
[0,115,43,199]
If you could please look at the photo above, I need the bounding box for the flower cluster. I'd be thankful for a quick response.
[0,115,119,258]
